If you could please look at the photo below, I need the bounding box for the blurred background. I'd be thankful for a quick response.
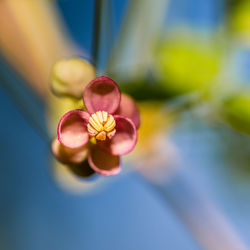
[0,0,250,249]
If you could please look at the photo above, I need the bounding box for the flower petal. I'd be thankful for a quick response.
[97,115,137,156]
[51,138,88,164]
[88,146,120,176]
[83,76,121,114]
[57,109,90,148]
[115,94,140,128]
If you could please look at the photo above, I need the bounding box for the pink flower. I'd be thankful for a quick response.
[52,76,140,176]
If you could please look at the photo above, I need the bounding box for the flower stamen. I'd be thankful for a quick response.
[87,111,116,141]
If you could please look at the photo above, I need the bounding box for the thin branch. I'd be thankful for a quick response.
[0,54,50,142]
[136,172,248,250]
[91,0,102,69]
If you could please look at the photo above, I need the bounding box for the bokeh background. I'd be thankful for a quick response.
[0,0,250,249]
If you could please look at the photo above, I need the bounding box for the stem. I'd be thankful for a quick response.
[0,55,50,142]
[137,173,248,250]
[91,0,102,69]
[107,0,169,75]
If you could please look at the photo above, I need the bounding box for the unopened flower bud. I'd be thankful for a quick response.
[50,58,95,99]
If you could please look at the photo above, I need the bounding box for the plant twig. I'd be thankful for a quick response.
[0,54,50,142]
[136,172,248,250]
[91,0,102,69]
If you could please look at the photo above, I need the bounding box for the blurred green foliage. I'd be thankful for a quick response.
[222,92,250,135]
[229,0,250,36]
[154,35,221,96]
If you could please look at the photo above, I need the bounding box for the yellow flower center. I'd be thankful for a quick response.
[87,111,116,141]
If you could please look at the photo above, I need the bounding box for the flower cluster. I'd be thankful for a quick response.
[52,76,140,176]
